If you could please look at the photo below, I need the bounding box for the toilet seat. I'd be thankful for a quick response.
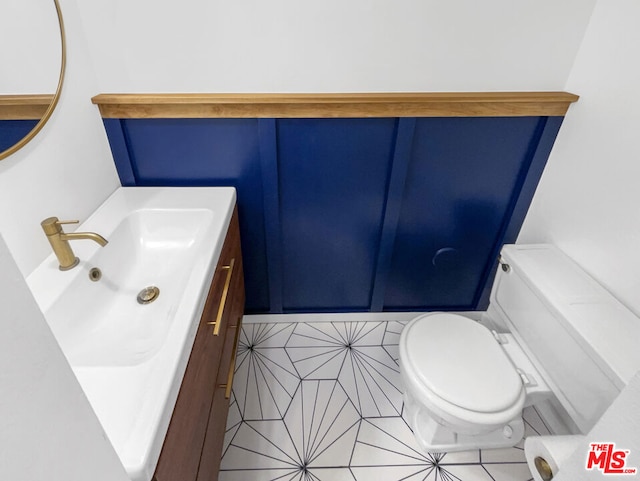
[400,313,525,428]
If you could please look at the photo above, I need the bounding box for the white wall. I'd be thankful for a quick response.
[76,0,595,93]
[0,0,120,277]
[519,0,640,317]
[0,235,129,481]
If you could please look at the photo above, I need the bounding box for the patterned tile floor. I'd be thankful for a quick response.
[220,321,550,480]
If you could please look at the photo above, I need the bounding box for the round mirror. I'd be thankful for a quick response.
[0,0,66,161]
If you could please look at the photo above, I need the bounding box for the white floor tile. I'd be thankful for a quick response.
[305,468,357,481]
[480,445,526,464]
[351,418,429,466]
[352,464,495,481]
[222,393,242,456]
[523,405,552,436]
[338,346,403,417]
[219,468,303,481]
[284,380,361,468]
[351,465,438,480]
[383,344,400,366]
[221,420,301,470]
[241,322,296,348]
[286,345,347,379]
[431,464,495,480]
[382,320,407,346]
[483,462,534,481]
[287,322,348,348]
[221,321,540,481]
[220,466,358,481]
[233,345,299,420]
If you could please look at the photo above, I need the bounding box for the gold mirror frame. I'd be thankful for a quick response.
[0,0,66,161]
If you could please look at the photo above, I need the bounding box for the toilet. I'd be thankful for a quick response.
[399,244,640,453]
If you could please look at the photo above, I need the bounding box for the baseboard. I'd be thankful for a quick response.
[242,310,485,324]
[242,311,425,324]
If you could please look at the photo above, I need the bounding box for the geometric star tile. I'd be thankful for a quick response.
[219,468,356,481]
[241,322,296,348]
[352,417,480,467]
[381,320,407,366]
[483,462,535,481]
[222,392,242,457]
[221,420,301,470]
[285,380,360,468]
[337,346,403,418]
[350,464,495,480]
[285,322,387,379]
[220,379,360,480]
[286,322,403,417]
[220,320,548,481]
[233,323,300,420]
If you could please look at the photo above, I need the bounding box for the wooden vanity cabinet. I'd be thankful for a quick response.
[153,206,244,481]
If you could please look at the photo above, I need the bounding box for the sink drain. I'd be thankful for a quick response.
[137,286,160,304]
[88,267,102,282]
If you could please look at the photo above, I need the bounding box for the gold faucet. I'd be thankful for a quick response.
[41,217,108,270]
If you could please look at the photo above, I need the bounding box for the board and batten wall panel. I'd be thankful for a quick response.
[384,117,547,309]
[277,118,397,311]
[97,94,571,313]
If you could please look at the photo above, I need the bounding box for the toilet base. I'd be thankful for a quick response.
[405,394,525,453]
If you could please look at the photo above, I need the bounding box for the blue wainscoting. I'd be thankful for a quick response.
[384,116,550,310]
[277,118,397,312]
[102,115,563,314]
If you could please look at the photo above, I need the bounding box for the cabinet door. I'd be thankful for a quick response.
[197,218,245,481]
[153,208,241,481]
[383,117,543,310]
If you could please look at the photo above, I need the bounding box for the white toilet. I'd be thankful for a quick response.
[399,244,640,453]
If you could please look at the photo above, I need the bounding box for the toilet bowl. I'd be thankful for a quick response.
[398,244,640,454]
[400,312,545,452]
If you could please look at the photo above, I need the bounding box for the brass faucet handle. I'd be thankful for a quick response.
[41,217,79,235]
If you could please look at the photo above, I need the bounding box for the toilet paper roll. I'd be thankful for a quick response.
[525,435,585,481]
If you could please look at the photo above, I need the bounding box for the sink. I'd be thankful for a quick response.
[45,208,214,367]
[27,187,236,481]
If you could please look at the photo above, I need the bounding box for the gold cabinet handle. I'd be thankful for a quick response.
[206,258,235,336]
[220,317,242,399]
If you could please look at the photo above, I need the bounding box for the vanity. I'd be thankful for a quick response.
[27,187,245,481]
[153,201,244,481]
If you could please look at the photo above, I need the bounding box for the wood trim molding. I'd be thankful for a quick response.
[0,94,56,120]
[91,92,579,119]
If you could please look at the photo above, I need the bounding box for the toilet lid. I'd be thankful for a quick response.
[403,313,523,413]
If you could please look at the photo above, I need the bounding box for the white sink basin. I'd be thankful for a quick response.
[27,187,236,481]
[45,208,214,367]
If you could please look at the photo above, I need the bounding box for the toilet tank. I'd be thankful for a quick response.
[489,244,640,433]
